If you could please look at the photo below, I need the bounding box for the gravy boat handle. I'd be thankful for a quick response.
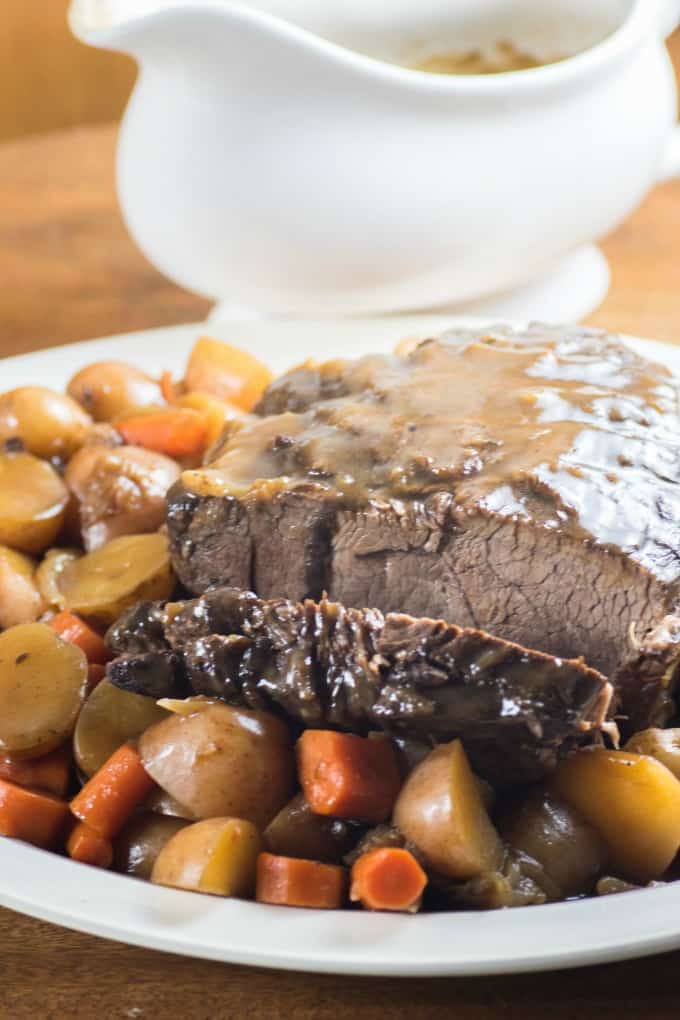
[657,2,680,180]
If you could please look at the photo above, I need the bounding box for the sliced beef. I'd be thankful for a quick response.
[107,587,611,787]
[166,325,680,686]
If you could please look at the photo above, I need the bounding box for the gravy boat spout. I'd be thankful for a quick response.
[70,0,680,317]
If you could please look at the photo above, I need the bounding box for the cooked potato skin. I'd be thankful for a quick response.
[67,361,164,422]
[0,387,92,460]
[74,679,169,778]
[65,444,180,550]
[56,533,174,625]
[139,702,294,829]
[625,728,680,780]
[499,788,607,899]
[393,740,503,880]
[0,452,69,554]
[0,546,44,629]
[264,794,358,864]
[151,817,262,897]
[553,747,680,883]
[114,813,190,879]
[0,623,88,758]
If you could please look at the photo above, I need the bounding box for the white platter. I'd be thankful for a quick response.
[2,316,680,977]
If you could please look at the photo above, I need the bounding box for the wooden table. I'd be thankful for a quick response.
[2,64,680,1018]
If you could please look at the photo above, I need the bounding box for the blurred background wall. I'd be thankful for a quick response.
[0,1,135,141]
[1,5,678,143]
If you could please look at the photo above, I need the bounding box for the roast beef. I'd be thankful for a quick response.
[166,325,680,691]
[106,587,611,786]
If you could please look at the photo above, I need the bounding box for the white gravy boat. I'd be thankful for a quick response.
[71,0,680,319]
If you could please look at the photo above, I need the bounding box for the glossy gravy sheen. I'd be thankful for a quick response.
[408,41,565,75]
[183,326,680,583]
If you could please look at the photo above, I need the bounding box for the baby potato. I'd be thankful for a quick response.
[55,533,174,625]
[65,444,180,550]
[74,679,169,778]
[114,813,190,880]
[553,747,680,883]
[0,386,92,460]
[625,728,680,780]
[0,451,69,554]
[393,740,503,880]
[0,623,88,758]
[145,787,198,820]
[151,817,262,897]
[0,546,44,629]
[264,794,358,865]
[67,361,164,422]
[499,788,607,899]
[139,702,294,829]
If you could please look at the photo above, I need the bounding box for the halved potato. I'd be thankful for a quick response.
[114,813,190,880]
[151,817,262,897]
[393,740,503,880]
[553,747,680,883]
[35,548,80,610]
[0,623,88,758]
[0,546,44,629]
[0,452,69,554]
[74,679,169,778]
[139,702,294,829]
[0,386,92,460]
[55,533,174,625]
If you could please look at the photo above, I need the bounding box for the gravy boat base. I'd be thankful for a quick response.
[208,244,610,326]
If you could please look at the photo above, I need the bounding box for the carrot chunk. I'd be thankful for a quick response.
[116,408,208,459]
[0,779,69,848]
[184,337,273,411]
[70,744,155,839]
[0,744,71,798]
[87,663,106,691]
[297,731,401,824]
[49,611,110,665]
[159,370,178,403]
[256,852,347,909]
[350,848,427,912]
[67,821,113,869]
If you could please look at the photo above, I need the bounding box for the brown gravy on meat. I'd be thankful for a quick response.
[182,326,680,582]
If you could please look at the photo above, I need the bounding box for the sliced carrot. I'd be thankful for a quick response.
[48,611,111,665]
[0,779,69,848]
[160,370,177,403]
[70,744,155,839]
[297,731,402,824]
[350,848,427,912]
[256,852,347,909]
[116,408,208,459]
[184,336,273,411]
[0,744,71,798]
[176,391,243,449]
[67,820,113,869]
[87,663,106,691]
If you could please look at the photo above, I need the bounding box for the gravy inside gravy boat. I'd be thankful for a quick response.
[71,0,680,318]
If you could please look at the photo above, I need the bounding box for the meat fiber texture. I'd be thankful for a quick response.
[106,588,611,787]
[166,325,680,720]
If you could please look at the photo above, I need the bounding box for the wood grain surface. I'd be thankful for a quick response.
[0,31,680,1020]
[0,1,135,141]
